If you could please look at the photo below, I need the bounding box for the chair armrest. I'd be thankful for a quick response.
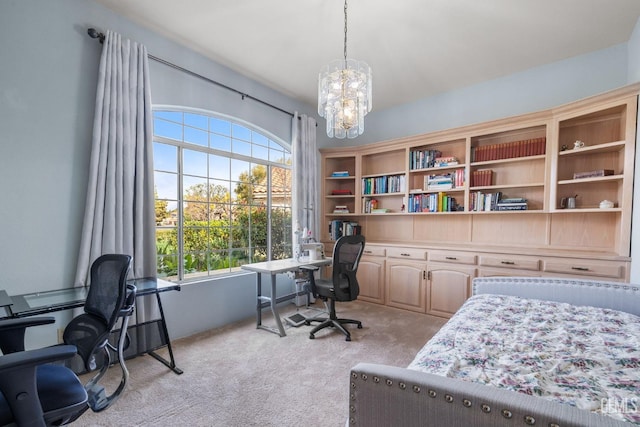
[0,316,55,331]
[0,345,78,372]
[0,316,56,354]
[120,284,137,316]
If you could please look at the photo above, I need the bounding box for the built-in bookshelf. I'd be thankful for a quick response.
[320,84,638,266]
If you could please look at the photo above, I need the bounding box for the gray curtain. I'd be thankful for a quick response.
[291,113,319,254]
[74,30,156,286]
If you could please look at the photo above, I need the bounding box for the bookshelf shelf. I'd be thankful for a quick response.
[558,140,625,156]
[557,175,623,185]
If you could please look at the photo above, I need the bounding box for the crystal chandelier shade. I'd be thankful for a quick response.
[318,0,372,139]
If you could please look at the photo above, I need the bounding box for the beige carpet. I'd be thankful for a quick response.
[74,300,447,427]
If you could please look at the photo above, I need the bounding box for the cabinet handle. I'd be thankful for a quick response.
[400,253,411,257]
[571,266,590,271]
[501,261,515,265]
[445,256,457,260]
[364,250,372,254]
[425,271,429,280]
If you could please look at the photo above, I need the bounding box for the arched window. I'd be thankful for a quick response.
[153,108,292,281]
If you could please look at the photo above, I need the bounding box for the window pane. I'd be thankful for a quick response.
[183,149,208,177]
[184,201,209,221]
[252,144,269,161]
[209,155,230,180]
[253,132,269,147]
[154,118,182,141]
[232,124,251,141]
[183,176,208,201]
[210,117,231,136]
[155,111,182,123]
[154,171,177,200]
[184,126,208,147]
[270,148,286,163]
[184,113,208,130]
[153,142,177,172]
[230,159,250,182]
[210,133,231,151]
[232,139,251,156]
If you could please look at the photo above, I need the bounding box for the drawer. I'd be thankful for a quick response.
[387,247,427,260]
[478,255,540,271]
[429,251,476,265]
[542,259,625,279]
[362,246,386,257]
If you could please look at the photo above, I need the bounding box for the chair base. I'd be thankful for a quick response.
[306,317,362,341]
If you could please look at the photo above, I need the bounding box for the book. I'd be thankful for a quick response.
[331,171,350,177]
[331,189,352,195]
[572,169,614,179]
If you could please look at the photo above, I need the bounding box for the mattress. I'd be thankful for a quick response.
[408,294,640,424]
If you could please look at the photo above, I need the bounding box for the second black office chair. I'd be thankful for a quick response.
[63,253,136,413]
[302,234,365,341]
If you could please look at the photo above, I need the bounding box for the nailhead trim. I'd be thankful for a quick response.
[399,382,406,390]
[373,376,380,383]
[444,394,453,403]
[386,379,393,386]
[361,374,368,381]
[413,385,421,393]
[462,399,472,408]
[428,390,437,398]
[501,409,513,419]
[481,404,491,413]
[524,415,536,425]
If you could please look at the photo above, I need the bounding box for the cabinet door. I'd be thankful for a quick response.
[386,260,427,313]
[427,264,475,318]
[357,256,385,304]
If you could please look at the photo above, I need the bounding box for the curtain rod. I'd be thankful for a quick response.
[87,28,296,118]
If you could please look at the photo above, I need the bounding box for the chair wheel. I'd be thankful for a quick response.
[304,320,310,326]
[345,336,351,341]
[357,324,362,329]
[309,333,315,339]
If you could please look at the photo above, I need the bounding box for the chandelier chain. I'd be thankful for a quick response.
[343,0,348,61]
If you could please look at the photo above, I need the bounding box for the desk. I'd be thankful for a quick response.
[2,278,183,374]
[241,257,331,337]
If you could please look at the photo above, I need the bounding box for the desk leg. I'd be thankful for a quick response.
[147,292,183,375]
[256,272,262,328]
[255,272,286,337]
[270,274,286,337]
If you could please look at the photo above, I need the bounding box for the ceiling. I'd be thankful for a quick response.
[95,0,640,112]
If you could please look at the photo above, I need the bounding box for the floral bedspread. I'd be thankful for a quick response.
[408,294,640,424]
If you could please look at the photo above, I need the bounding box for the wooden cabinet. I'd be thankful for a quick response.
[426,263,475,318]
[386,259,427,313]
[357,246,386,304]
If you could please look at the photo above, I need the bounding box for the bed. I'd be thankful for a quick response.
[348,277,640,427]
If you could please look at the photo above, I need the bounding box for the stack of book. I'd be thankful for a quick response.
[330,189,352,195]
[332,205,350,214]
[425,174,453,191]
[424,170,464,190]
[572,169,614,179]
[433,156,459,167]
[331,171,350,177]
[495,197,527,211]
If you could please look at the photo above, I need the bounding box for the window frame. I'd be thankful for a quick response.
[153,106,292,282]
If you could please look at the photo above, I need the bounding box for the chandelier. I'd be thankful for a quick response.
[318,0,372,139]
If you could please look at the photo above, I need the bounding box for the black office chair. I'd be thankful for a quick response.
[63,253,136,413]
[0,317,88,427]
[302,234,365,341]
